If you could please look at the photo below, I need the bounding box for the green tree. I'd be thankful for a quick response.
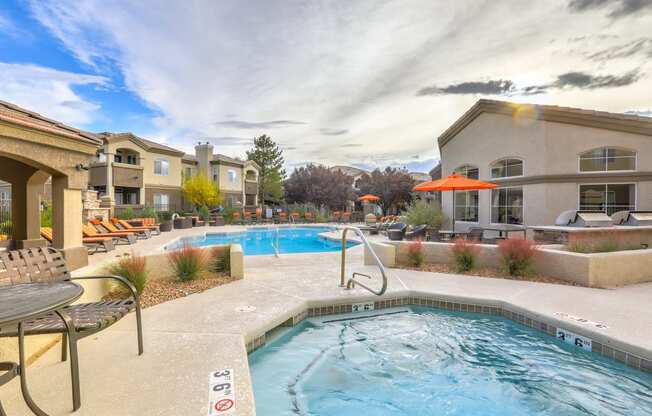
[246,134,285,204]
[182,172,222,208]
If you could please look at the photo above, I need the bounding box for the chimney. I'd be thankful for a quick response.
[194,142,214,179]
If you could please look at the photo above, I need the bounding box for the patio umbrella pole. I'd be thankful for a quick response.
[452,189,455,233]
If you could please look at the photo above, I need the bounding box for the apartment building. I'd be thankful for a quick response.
[438,99,652,229]
[89,135,259,211]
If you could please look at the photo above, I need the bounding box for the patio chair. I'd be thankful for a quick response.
[41,227,115,254]
[341,212,351,223]
[96,220,150,239]
[278,212,289,224]
[112,218,160,236]
[405,224,427,241]
[304,212,316,223]
[290,212,301,223]
[243,211,253,225]
[83,223,137,245]
[330,211,341,223]
[387,222,407,241]
[232,212,243,225]
[0,247,143,411]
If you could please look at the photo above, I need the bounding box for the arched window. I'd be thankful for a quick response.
[455,164,479,179]
[491,158,523,179]
[579,147,635,172]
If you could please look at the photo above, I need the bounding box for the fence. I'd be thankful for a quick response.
[0,201,12,239]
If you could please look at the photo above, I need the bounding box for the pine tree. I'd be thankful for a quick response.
[246,134,285,204]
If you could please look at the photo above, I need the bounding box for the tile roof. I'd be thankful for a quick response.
[439,99,652,148]
[0,100,101,145]
[97,132,185,156]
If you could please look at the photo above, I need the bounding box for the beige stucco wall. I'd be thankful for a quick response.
[217,164,244,193]
[104,139,183,189]
[440,112,652,228]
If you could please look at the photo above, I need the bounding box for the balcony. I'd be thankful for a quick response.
[113,163,144,188]
[245,181,257,195]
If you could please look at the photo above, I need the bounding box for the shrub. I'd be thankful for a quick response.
[158,211,173,221]
[117,207,136,220]
[199,205,211,222]
[210,246,231,273]
[107,253,148,295]
[40,201,53,228]
[402,199,443,228]
[450,238,480,272]
[497,238,538,276]
[167,244,207,281]
[139,205,159,222]
[406,240,424,267]
[222,207,238,224]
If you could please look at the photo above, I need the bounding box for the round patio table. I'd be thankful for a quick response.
[0,282,84,416]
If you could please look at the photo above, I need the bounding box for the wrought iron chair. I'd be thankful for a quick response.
[0,247,143,411]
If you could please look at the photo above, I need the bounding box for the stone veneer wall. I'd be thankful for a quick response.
[82,190,109,221]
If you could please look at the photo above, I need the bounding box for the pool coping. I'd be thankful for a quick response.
[243,290,652,375]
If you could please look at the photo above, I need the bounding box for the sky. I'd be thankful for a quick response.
[1,0,651,174]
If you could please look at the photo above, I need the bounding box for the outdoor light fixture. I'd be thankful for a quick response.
[75,164,89,171]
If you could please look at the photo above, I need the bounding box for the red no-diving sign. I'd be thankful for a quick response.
[215,398,234,412]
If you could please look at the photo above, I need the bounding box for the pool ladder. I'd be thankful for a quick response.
[340,226,387,296]
[270,226,280,257]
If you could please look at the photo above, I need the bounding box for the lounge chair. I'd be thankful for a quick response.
[243,211,253,225]
[0,247,143,411]
[330,211,341,223]
[83,223,137,245]
[41,227,115,254]
[405,224,427,241]
[232,212,243,225]
[97,220,150,239]
[341,212,351,223]
[277,212,289,224]
[290,212,301,223]
[112,218,161,236]
[387,222,407,241]
[304,212,315,223]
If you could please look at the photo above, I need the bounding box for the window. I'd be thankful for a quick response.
[114,151,123,163]
[579,148,636,172]
[127,154,138,165]
[185,167,192,179]
[154,158,169,175]
[492,187,523,224]
[455,191,479,222]
[153,193,169,211]
[455,164,479,179]
[96,152,107,163]
[579,184,635,215]
[228,169,237,184]
[491,159,523,178]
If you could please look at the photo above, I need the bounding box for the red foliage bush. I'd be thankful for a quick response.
[167,244,207,281]
[450,238,480,272]
[406,240,424,266]
[497,238,538,276]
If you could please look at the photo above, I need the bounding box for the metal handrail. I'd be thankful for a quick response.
[271,226,280,257]
[340,226,387,296]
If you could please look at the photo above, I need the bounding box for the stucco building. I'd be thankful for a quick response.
[438,99,652,229]
[89,136,259,212]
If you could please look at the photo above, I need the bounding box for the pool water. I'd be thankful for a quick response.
[167,226,357,255]
[249,308,652,415]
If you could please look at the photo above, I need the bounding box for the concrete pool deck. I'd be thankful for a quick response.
[1,226,651,415]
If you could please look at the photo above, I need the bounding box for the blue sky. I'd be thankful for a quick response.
[1,0,652,173]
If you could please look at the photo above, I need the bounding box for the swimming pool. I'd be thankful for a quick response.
[249,307,652,415]
[166,226,357,255]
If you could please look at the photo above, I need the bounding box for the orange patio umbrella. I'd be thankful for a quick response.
[357,194,380,202]
[413,172,497,231]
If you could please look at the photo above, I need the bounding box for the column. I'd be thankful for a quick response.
[52,175,87,269]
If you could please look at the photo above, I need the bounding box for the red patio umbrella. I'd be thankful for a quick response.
[357,194,380,202]
[413,172,497,231]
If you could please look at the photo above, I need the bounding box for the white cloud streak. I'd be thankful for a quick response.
[24,0,652,168]
[0,62,108,125]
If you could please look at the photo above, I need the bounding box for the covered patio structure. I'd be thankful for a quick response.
[0,101,101,269]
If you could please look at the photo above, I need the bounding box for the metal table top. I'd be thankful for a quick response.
[0,282,84,328]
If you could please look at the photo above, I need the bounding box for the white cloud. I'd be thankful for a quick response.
[0,62,108,125]
[26,0,652,168]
